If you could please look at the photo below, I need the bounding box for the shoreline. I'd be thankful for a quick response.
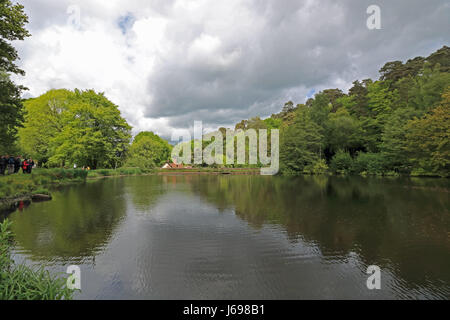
[1,168,447,218]
[156,168,261,175]
[0,193,52,218]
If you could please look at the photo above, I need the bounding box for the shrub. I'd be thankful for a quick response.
[97,169,111,176]
[329,150,354,174]
[118,167,143,175]
[87,167,146,177]
[32,168,88,181]
[0,220,13,270]
[124,155,156,170]
[33,188,50,195]
[72,169,88,179]
[303,159,329,174]
[352,152,386,175]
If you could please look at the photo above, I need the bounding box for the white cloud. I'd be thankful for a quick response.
[12,0,450,140]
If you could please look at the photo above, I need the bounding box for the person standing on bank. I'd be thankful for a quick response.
[27,158,35,174]
[14,156,21,173]
[0,156,6,175]
[7,155,15,174]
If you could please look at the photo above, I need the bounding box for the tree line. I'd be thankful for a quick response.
[226,46,449,177]
[189,46,449,177]
[276,46,449,176]
[0,0,448,176]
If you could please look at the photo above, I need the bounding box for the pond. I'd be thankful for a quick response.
[6,175,450,299]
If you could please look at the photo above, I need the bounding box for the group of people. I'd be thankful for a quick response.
[0,156,35,175]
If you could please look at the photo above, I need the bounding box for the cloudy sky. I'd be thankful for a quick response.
[12,0,450,140]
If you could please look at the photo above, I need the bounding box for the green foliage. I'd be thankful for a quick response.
[32,188,50,195]
[19,89,132,168]
[0,71,24,154]
[355,81,398,152]
[87,167,148,178]
[321,89,345,111]
[309,92,332,128]
[125,131,172,169]
[11,42,450,178]
[0,0,30,75]
[273,46,450,177]
[426,46,450,73]
[0,219,74,300]
[326,108,364,153]
[229,47,449,177]
[303,159,328,175]
[34,168,88,180]
[18,89,70,162]
[346,79,371,117]
[366,81,398,121]
[118,167,147,175]
[404,89,450,177]
[263,117,282,129]
[0,168,87,199]
[329,150,353,175]
[246,117,267,130]
[0,0,30,153]
[50,90,132,169]
[408,64,450,112]
[380,107,420,173]
[379,46,450,86]
[352,152,385,175]
[0,219,13,269]
[280,106,324,174]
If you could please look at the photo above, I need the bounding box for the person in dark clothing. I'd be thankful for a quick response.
[0,156,6,175]
[27,158,35,174]
[14,156,21,173]
[7,155,15,174]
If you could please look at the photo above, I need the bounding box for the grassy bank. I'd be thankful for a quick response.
[0,168,88,200]
[0,167,153,201]
[87,167,152,178]
[0,219,74,300]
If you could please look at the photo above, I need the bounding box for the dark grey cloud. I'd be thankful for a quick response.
[15,0,450,135]
[143,0,450,130]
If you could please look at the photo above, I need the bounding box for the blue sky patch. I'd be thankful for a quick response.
[118,14,135,35]
[306,89,316,100]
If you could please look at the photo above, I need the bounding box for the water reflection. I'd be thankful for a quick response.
[189,175,450,297]
[6,175,450,299]
[10,179,128,263]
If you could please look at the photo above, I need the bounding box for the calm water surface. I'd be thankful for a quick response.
[6,175,450,299]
